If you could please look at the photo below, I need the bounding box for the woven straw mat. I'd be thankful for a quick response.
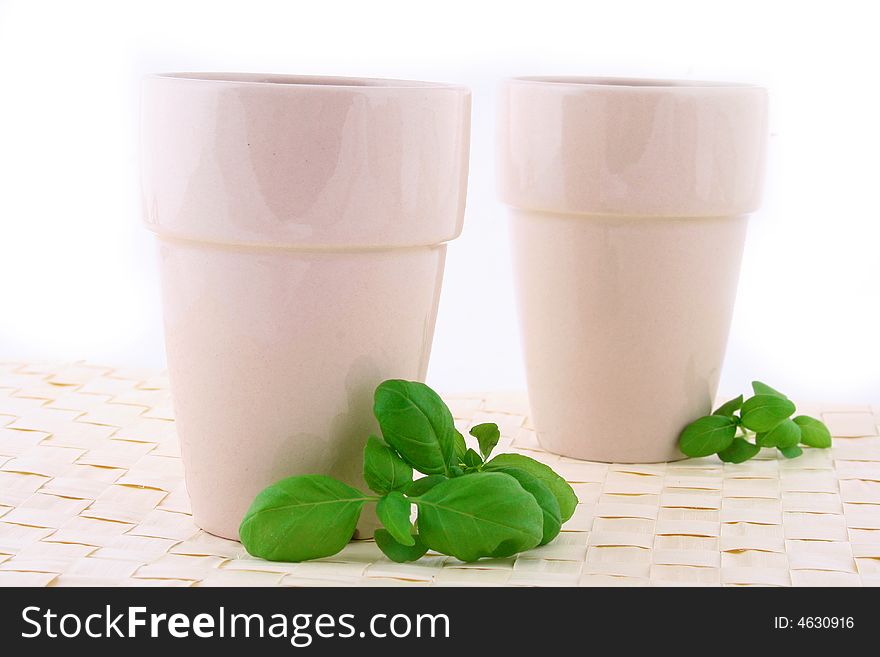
[1,362,879,587]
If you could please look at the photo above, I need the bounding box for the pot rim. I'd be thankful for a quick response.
[150,72,469,92]
[505,75,763,92]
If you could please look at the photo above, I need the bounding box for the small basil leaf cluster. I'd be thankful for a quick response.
[239,380,578,563]
[678,381,832,463]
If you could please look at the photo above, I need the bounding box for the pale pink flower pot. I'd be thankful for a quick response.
[497,77,768,463]
[142,73,470,539]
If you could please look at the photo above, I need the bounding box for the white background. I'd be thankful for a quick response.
[1,0,878,403]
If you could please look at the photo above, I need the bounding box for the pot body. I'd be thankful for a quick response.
[157,239,446,537]
[510,210,747,462]
[142,73,470,538]
[497,76,767,463]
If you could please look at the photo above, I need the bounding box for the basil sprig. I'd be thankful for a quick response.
[240,380,577,563]
[679,381,832,463]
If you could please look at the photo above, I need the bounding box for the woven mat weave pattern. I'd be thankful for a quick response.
[1,362,879,587]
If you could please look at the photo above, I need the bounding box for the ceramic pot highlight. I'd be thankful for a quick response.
[142,73,470,539]
[497,77,767,463]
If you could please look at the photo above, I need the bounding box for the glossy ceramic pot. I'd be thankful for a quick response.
[142,73,470,539]
[497,76,767,462]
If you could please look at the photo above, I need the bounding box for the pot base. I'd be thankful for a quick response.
[535,434,689,464]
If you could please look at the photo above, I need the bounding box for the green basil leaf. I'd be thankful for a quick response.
[712,394,743,417]
[754,431,774,447]
[491,467,561,545]
[415,472,543,561]
[717,438,761,464]
[780,445,803,459]
[376,491,414,546]
[239,475,368,562]
[373,380,455,475]
[463,448,483,469]
[678,415,736,457]
[374,529,428,563]
[482,453,578,522]
[756,418,801,449]
[363,435,413,495]
[453,429,467,462]
[751,381,788,398]
[793,415,832,448]
[405,474,447,497]
[469,423,501,460]
[740,394,796,432]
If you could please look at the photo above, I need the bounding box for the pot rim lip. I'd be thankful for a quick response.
[504,75,764,92]
[148,72,469,92]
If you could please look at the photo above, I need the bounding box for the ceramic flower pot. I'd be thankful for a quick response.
[142,73,470,539]
[497,76,768,463]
